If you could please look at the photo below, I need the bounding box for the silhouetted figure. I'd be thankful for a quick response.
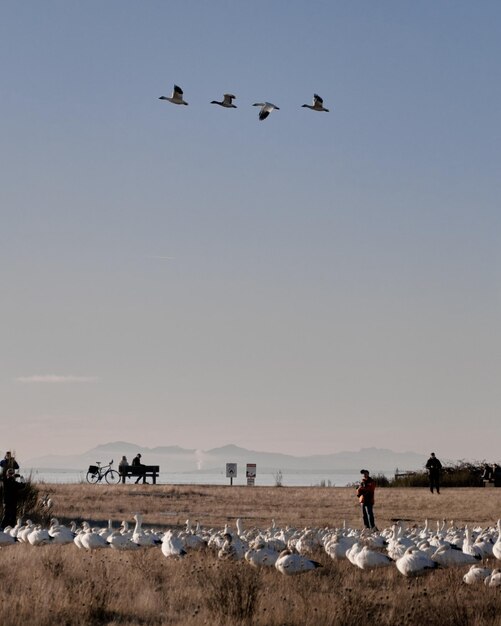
[356,469,377,530]
[118,456,129,484]
[1,469,24,529]
[425,452,442,494]
[132,454,146,484]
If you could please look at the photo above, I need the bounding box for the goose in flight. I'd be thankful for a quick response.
[253,101,280,121]
[302,94,330,112]
[211,93,237,108]
[159,84,188,105]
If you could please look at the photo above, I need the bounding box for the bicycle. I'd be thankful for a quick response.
[86,460,121,485]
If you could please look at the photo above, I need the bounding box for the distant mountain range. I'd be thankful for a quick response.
[24,442,427,474]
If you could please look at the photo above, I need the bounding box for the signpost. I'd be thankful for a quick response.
[246,463,256,486]
[226,463,237,486]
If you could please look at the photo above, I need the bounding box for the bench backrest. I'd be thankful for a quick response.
[127,465,159,473]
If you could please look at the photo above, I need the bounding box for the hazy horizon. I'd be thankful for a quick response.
[2,2,500,462]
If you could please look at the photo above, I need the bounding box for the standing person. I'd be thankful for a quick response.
[425,452,442,494]
[356,469,377,530]
[1,469,24,529]
[0,451,19,478]
[118,456,129,484]
[132,453,146,484]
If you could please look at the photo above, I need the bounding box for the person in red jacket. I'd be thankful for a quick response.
[356,469,377,530]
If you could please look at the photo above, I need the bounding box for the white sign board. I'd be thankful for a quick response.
[226,463,237,478]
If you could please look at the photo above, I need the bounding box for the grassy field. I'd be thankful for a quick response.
[1,484,501,626]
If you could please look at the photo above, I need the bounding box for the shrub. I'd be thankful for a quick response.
[198,560,261,622]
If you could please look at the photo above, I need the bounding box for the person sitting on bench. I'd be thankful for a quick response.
[132,453,146,484]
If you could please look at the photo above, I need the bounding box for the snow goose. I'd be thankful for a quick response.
[48,519,75,544]
[211,93,237,108]
[17,520,34,543]
[107,530,139,550]
[485,568,501,587]
[162,529,187,558]
[132,513,160,547]
[396,547,438,577]
[463,565,492,585]
[27,524,52,546]
[492,519,501,560]
[301,93,330,112]
[253,102,279,121]
[0,529,16,546]
[355,546,393,570]
[80,527,108,550]
[245,540,279,568]
[324,534,357,560]
[432,544,480,567]
[159,84,188,105]
[218,533,241,560]
[275,549,322,575]
[462,526,484,559]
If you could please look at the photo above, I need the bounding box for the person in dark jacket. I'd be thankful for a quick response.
[1,469,24,529]
[132,453,146,484]
[425,452,442,494]
[356,469,377,530]
[0,451,19,478]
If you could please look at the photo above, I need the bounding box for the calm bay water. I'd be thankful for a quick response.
[25,468,366,487]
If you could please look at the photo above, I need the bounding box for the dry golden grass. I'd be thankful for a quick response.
[37,483,501,529]
[1,484,500,626]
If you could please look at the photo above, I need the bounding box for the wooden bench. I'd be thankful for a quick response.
[121,465,160,485]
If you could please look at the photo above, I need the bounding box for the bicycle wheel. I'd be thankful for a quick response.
[86,470,100,484]
[105,469,121,485]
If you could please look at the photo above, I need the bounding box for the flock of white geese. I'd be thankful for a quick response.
[1,514,501,585]
[159,84,330,119]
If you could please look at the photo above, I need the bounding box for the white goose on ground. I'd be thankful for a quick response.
[132,513,160,547]
[275,549,322,575]
[107,530,139,550]
[463,565,492,584]
[80,526,108,550]
[253,102,279,121]
[324,534,357,560]
[245,540,279,568]
[396,547,438,577]
[48,519,76,544]
[0,529,16,545]
[159,84,188,105]
[485,568,501,587]
[161,529,187,558]
[301,93,330,112]
[27,524,52,546]
[432,544,480,567]
[492,519,501,560]
[354,546,393,570]
[211,93,237,108]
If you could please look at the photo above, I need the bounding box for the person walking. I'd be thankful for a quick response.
[425,452,442,493]
[356,469,377,530]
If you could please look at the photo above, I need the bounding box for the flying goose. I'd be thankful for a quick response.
[253,101,280,121]
[159,84,188,105]
[302,94,329,112]
[211,93,237,108]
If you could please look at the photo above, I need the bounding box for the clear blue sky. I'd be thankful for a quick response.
[2,1,500,462]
